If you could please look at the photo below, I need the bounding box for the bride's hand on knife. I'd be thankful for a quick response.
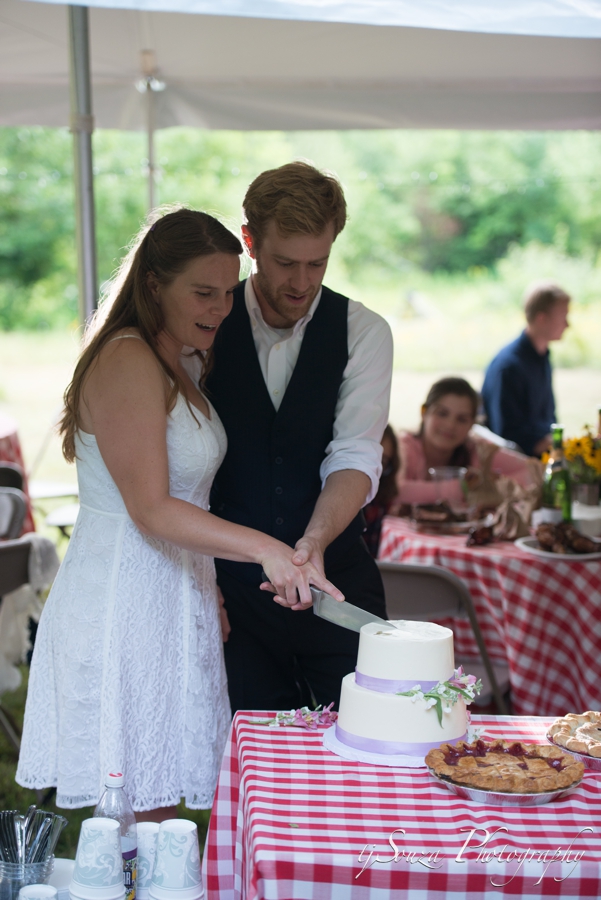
[259,546,344,611]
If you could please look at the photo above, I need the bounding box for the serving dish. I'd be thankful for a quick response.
[426,766,583,806]
[515,536,601,561]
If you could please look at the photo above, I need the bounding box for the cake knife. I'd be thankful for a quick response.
[310,587,395,633]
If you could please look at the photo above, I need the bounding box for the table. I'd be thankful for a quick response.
[0,411,35,534]
[203,712,601,900]
[378,517,601,718]
[29,481,78,501]
[45,502,80,540]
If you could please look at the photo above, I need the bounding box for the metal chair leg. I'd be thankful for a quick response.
[0,703,21,753]
[459,593,508,715]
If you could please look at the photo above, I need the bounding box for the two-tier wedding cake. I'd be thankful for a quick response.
[335,620,474,757]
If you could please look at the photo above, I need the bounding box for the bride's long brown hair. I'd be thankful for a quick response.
[60,207,242,462]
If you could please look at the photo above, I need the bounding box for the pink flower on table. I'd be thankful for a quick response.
[449,666,477,688]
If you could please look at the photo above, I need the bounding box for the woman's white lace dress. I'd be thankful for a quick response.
[16,379,231,811]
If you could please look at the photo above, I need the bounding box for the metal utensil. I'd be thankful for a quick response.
[26,817,52,864]
[22,805,38,862]
[0,811,18,861]
[13,814,26,864]
[41,814,67,862]
[310,587,392,633]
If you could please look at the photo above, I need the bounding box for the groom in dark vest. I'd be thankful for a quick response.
[206,162,393,712]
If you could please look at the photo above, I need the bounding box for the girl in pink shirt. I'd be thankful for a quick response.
[396,377,536,505]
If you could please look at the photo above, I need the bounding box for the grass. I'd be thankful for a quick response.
[0,669,211,857]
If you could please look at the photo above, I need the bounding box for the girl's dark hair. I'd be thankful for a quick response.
[419,377,479,469]
[60,207,242,462]
[376,424,400,505]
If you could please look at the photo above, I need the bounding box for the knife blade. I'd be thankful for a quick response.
[310,587,393,633]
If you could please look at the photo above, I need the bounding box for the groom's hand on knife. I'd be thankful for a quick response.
[292,535,324,574]
[259,556,344,610]
[292,467,371,573]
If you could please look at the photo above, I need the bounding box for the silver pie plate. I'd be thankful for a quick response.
[546,732,601,772]
[427,766,583,806]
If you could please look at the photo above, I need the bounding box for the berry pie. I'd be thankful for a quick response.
[426,739,584,793]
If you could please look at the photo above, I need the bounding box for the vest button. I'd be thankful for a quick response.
[275,486,283,495]
[275,517,284,525]
[275,457,283,464]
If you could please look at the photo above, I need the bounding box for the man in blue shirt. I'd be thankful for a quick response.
[482,282,570,457]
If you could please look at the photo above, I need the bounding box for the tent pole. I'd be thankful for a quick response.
[68,5,97,324]
[147,84,156,212]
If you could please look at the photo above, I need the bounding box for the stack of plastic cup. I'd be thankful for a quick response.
[69,820,125,900]
[18,886,58,900]
[148,821,203,900]
[48,860,75,900]
[135,824,159,900]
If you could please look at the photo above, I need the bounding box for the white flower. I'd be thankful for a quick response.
[444,706,452,715]
[425,698,437,709]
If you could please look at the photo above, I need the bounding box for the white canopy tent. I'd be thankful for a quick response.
[1,0,600,318]
[2,0,601,131]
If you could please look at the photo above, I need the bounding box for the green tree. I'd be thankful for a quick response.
[1,126,601,329]
[0,128,76,328]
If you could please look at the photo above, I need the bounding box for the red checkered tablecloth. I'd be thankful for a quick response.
[203,712,601,900]
[378,517,601,717]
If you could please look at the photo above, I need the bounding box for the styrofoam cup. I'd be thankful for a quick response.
[136,823,160,900]
[19,886,58,900]
[70,819,125,900]
[48,860,75,900]
[148,821,202,900]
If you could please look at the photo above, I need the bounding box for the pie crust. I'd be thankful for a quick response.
[425,739,584,793]
[548,711,601,758]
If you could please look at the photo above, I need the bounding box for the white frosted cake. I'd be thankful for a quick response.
[336,620,469,757]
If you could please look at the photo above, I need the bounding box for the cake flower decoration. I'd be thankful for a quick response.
[449,665,478,689]
[397,667,482,726]
[256,703,338,729]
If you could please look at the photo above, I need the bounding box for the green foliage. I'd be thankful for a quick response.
[0,129,74,285]
[328,131,601,275]
[0,126,600,331]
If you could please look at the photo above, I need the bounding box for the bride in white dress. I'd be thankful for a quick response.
[16,209,342,821]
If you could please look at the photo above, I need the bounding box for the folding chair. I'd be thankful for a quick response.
[0,538,32,751]
[377,560,510,714]
[0,487,28,539]
[0,462,24,491]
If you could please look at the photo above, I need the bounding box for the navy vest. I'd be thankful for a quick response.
[206,281,365,585]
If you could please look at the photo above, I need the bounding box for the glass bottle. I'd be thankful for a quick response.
[542,424,571,521]
[94,772,137,900]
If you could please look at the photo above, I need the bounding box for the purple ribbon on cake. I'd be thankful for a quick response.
[355,668,439,694]
[335,724,467,756]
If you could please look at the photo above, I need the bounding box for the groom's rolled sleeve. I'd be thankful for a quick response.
[319,304,394,504]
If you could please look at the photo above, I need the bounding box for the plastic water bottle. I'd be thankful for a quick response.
[94,772,137,900]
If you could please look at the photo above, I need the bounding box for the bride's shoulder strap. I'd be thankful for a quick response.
[106,333,145,344]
